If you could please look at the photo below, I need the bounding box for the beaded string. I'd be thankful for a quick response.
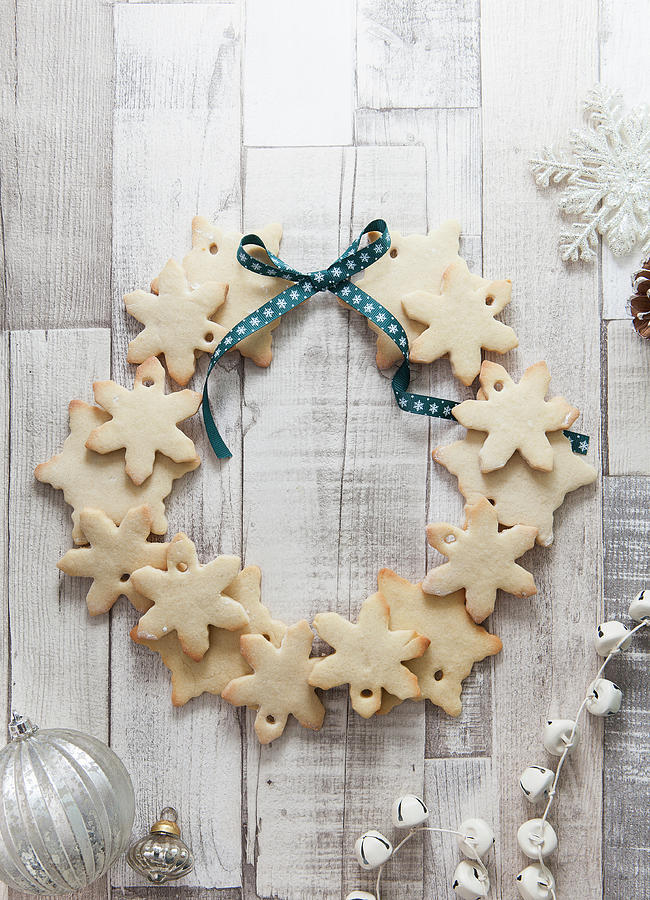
[373,826,489,900]
[527,618,650,898]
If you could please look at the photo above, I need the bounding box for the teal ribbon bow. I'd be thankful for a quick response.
[202,220,589,459]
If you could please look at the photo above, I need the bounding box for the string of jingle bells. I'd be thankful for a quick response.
[347,589,650,900]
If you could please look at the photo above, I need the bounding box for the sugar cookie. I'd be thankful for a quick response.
[181,218,293,367]
[310,592,430,717]
[222,619,325,743]
[423,497,538,623]
[403,259,517,385]
[125,257,228,386]
[433,430,597,547]
[57,505,168,615]
[134,533,247,661]
[452,361,579,472]
[377,570,503,716]
[34,400,199,544]
[131,565,286,705]
[86,357,201,485]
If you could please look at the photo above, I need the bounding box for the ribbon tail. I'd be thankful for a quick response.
[202,382,232,459]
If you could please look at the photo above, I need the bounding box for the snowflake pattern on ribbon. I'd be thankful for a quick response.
[531,84,650,261]
[202,220,590,460]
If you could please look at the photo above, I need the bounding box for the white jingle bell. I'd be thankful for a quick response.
[345,892,377,900]
[354,831,393,870]
[516,862,556,900]
[629,589,650,622]
[519,766,554,803]
[451,859,490,899]
[391,794,429,828]
[457,818,495,858]
[586,677,623,717]
[517,818,558,859]
[542,719,580,756]
[594,621,632,656]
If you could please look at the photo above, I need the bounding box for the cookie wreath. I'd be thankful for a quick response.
[36,218,597,744]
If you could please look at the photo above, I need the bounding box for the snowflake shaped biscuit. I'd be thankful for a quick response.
[377,570,502,716]
[452,361,579,472]
[423,497,538,623]
[353,221,462,368]
[125,258,228,386]
[433,430,597,547]
[34,401,199,544]
[403,259,517,385]
[531,85,650,261]
[57,506,168,615]
[133,533,247,661]
[222,620,325,744]
[310,592,430,717]
[131,566,286,705]
[181,218,293,367]
[86,357,201,485]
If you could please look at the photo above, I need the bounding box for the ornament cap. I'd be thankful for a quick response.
[8,712,38,740]
[150,806,181,837]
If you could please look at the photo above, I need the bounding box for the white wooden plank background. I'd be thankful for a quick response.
[1,1,649,899]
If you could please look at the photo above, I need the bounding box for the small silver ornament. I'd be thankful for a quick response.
[127,807,194,884]
[0,712,135,895]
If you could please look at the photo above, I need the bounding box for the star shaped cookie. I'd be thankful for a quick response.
[181,218,293,367]
[423,497,538,623]
[133,533,247,661]
[34,401,199,544]
[403,259,517,385]
[353,220,462,368]
[377,570,503,716]
[222,619,325,744]
[57,506,168,615]
[433,430,597,547]
[310,592,430,718]
[131,565,286,705]
[452,361,579,471]
[125,257,228,386]
[86,357,201,485]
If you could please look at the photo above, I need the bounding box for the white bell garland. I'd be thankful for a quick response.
[351,796,493,899]
[515,590,650,898]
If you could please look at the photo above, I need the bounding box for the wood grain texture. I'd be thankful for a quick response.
[356,0,480,110]
[600,0,649,320]
[423,758,494,896]
[482,0,603,896]
[355,107,483,236]
[340,147,429,899]
[0,336,7,900]
[111,5,244,889]
[7,329,111,900]
[602,476,650,900]
[243,0,354,147]
[0,0,112,329]
[607,319,650,476]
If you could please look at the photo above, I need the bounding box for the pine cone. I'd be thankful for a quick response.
[630,256,650,338]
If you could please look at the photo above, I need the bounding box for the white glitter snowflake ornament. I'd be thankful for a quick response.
[531,85,650,262]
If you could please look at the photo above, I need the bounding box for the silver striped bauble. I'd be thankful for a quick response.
[0,713,135,895]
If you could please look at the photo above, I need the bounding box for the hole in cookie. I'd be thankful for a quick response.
[262,633,271,641]
[494,381,504,391]
[389,248,398,258]
[485,295,495,306]
[444,533,456,544]
[266,714,276,724]
[486,498,496,506]
[204,331,215,343]
[120,573,130,582]
[209,243,218,255]
[176,562,188,572]
[360,689,374,698]
[142,379,154,387]
[434,669,444,681]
